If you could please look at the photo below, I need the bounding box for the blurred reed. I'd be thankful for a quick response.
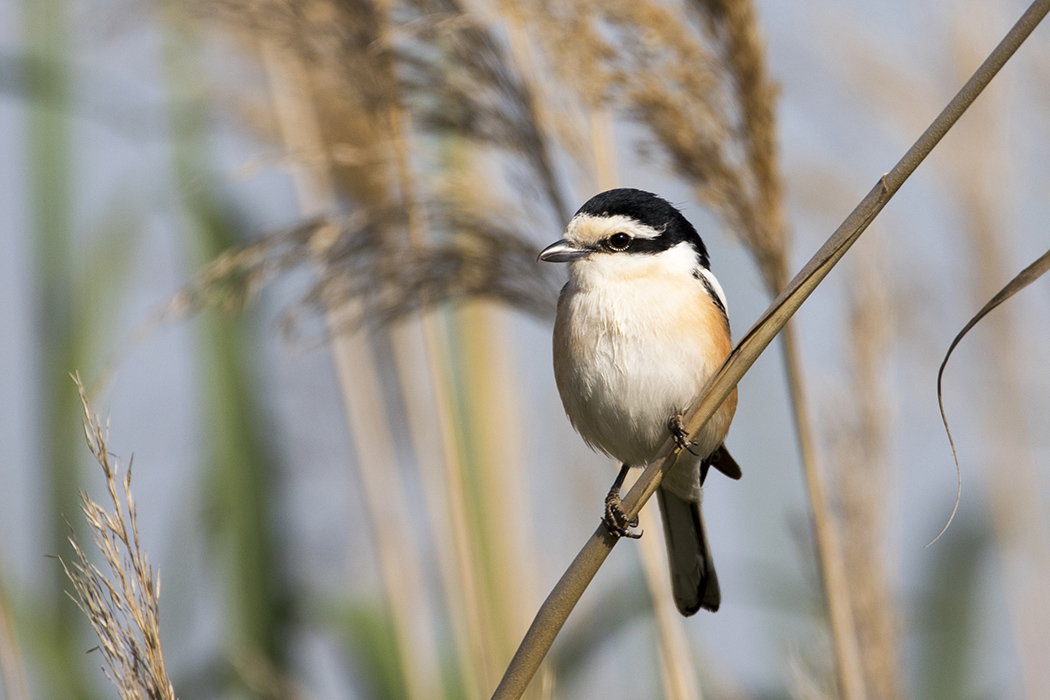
[192,1,573,697]
[792,125,901,700]
[20,0,154,697]
[372,26,497,698]
[686,4,866,698]
[830,241,899,700]
[22,0,94,697]
[915,523,990,700]
[828,5,1050,697]
[62,376,176,700]
[405,6,557,689]
[636,503,705,700]
[260,33,447,700]
[159,5,293,695]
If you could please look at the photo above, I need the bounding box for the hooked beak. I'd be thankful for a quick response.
[538,239,591,263]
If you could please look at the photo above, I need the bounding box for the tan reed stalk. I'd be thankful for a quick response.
[417,7,560,692]
[698,2,867,696]
[378,123,493,698]
[202,4,568,693]
[261,40,446,700]
[372,3,491,693]
[63,375,176,700]
[388,320,491,699]
[944,12,1050,695]
[401,3,555,691]
[455,298,546,681]
[782,325,866,700]
[490,4,1050,694]
[831,242,899,700]
[432,145,557,699]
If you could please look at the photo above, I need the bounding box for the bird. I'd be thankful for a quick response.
[539,188,741,615]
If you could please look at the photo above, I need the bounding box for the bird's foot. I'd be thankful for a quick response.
[669,413,700,456]
[603,490,642,539]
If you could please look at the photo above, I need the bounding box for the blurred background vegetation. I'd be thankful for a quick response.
[1,1,1049,699]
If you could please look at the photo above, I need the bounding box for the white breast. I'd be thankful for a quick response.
[552,248,735,498]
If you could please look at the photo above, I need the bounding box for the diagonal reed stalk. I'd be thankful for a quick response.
[511,11,861,696]
[698,2,867,695]
[490,2,1050,696]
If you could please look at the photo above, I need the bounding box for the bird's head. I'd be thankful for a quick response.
[539,188,713,286]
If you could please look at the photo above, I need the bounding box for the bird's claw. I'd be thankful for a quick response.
[669,413,700,456]
[603,492,642,539]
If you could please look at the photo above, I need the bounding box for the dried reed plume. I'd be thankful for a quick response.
[181,0,566,337]
[520,0,787,283]
[60,374,175,700]
[188,0,789,358]
[164,213,560,342]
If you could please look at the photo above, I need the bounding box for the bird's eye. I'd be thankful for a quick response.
[607,232,632,251]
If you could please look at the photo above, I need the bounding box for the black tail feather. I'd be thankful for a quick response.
[656,486,720,615]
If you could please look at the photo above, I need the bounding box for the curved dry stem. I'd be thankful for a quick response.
[490,3,1050,696]
[933,246,1050,545]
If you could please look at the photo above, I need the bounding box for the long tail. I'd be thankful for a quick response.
[656,486,720,615]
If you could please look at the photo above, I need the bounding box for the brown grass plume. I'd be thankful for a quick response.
[60,374,175,700]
